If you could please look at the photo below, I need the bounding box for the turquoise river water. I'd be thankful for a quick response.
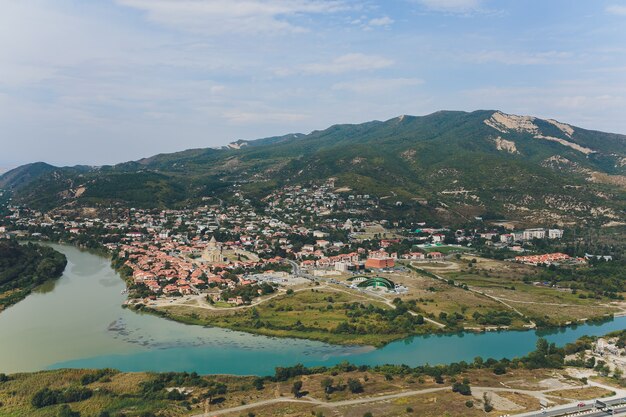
[0,244,623,375]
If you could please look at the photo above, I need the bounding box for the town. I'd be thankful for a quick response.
[1,181,576,301]
[2,179,621,345]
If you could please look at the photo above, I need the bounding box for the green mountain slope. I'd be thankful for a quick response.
[2,110,625,224]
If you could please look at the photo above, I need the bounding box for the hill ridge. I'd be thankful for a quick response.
[2,110,624,225]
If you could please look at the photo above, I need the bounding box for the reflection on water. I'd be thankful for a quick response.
[1,244,625,376]
[33,279,59,294]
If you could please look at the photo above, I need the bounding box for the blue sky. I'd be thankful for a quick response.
[1,0,626,168]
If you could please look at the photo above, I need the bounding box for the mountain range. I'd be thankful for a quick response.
[2,110,625,226]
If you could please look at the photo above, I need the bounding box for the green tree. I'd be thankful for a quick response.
[347,378,364,394]
[321,377,333,394]
[291,380,303,398]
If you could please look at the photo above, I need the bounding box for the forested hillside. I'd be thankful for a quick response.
[0,241,67,312]
[2,110,624,225]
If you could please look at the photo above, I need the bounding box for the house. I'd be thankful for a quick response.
[500,234,514,243]
[522,228,545,240]
[380,239,400,248]
[402,252,425,260]
[365,257,395,269]
[428,251,444,260]
[548,229,564,239]
[431,234,446,243]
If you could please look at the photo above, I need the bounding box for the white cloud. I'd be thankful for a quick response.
[415,0,483,13]
[368,16,394,26]
[303,53,394,74]
[461,80,626,134]
[332,77,423,93]
[466,50,573,65]
[223,110,309,124]
[606,5,626,15]
[116,0,348,34]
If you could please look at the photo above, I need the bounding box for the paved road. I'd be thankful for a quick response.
[191,382,626,417]
[509,379,626,417]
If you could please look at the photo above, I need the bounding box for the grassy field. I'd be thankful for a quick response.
[414,256,621,326]
[548,386,614,400]
[0,366,608,417]
[144,254,623,347]
[158,286,439,346]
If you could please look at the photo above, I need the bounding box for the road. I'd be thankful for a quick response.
[509,379,626,417]
[508,399,626,417]
[190,381,626,417]
[409,260,537,328]
[288,260,446,327]
[191,386,450,416]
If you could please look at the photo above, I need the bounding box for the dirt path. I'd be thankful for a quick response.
[191,380,626,417]
[410,262,535,327]
[192,387,450,416]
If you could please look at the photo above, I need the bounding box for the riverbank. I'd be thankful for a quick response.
[138,288,445,347]
[3,335,625,417]
[131,277,616,349]
[0,240,67,313]
[21,237,622,350]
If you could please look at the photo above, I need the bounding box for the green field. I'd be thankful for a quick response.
[158,287,438,346]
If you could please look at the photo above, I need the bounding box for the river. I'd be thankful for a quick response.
[0,244,624,375]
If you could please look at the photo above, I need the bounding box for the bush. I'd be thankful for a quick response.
[347,378,364,394]
[452,382,471,396]
[492,363,507,375]
[465,400,474,408]
[253,377,265,391]
[31,387,93,408]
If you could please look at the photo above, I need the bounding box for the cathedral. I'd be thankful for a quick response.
[202,236,227,264]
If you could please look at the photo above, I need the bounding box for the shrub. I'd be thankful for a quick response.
[347,378,364,394]
[492,363,507,375]
[452,382,471,396]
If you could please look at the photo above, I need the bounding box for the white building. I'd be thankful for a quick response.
[548,229,564,239]
[335,262,349,272]
[523,228,546,240]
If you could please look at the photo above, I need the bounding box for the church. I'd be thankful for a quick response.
[202,236,227,264]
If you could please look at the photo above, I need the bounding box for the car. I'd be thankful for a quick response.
[577,402,586,407]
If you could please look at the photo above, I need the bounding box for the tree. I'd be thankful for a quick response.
[253,377,265,391]
[492,363,507,375]
[291,380,303,398]
[483,392,493,412]
[32,388,58,408]
[452,382,471,396]
[204,382,227,404]
[347,378,364,394]
[321,377,334,394]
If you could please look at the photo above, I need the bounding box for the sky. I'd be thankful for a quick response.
[1,0,626,169]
